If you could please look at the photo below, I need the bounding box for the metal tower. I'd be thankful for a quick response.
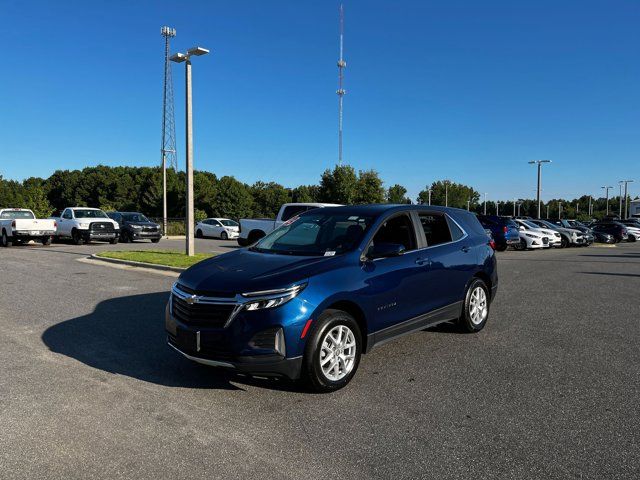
[161,26,178,170]
[160,26,177,236]
[336,4,346,165]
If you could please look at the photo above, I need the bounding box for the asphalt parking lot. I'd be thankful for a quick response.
[1,241,639,479]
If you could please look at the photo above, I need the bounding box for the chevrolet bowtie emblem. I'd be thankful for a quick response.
[185,295,199,305]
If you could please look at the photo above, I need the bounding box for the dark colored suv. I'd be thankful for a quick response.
[476,215,520,251]
[107,212,161,243]
[165,205,498,392]
[591,222,628,242]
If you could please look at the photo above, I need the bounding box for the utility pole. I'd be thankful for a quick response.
[588,196,592,217]
[620,180,634,219]
[170,46,210,256]
[517,202,522,216]
[336,4,346,166]
[444,181,449,207]
[160,26,178,238]
[528,160,552,219]
[512,198,516,217]
[618,182,623,218]
[496,201,500,216]
[467,198,470,211]
[483,193,488,215]
[546,204,550,218]
[601,185,613,216]
[428,189,432,206]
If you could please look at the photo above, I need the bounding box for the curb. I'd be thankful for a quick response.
[90,254,186,273]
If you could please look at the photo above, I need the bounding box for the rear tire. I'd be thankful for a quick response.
[1,231,12,247]
[248,230,265,245]
[515,238,527,251]
[41,236,52,246]
[495,244,507,252]
[300,310,362,393]
[458,278,490,333]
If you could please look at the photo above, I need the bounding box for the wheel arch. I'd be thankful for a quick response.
[321,300,370,353]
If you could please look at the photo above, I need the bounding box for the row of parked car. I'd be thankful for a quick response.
[0,207,162,247]
[477,214,640,251]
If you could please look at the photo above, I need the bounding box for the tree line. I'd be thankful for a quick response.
[0,165,632,221]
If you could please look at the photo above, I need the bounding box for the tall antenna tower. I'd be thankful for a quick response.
[160,26,177,237]
[161,26,178,171]
[336,4,346,166]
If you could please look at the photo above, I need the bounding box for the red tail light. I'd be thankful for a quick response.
[54,221,58,228]
[503,226,508,233]
[489,239,496,250]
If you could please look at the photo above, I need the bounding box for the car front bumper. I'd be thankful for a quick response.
[130,230,162,240]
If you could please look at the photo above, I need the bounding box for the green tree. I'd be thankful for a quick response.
[318,165,358,204]
[418,180,479,209]
[291,185,318,203]
[250,181,291,217]
[212,176,253,219]
[387,184,409,204]
[355,169,385,204]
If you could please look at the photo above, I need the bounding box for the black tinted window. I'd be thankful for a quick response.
[281,205,310,222]
[419,214,452,246]
[371,214,417,251]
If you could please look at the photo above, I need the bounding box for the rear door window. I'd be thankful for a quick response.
[419,213,452,246]
[446,216,465,241]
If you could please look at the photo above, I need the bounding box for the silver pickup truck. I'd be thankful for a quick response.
[0,208,57,247]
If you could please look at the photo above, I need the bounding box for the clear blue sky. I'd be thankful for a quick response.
[1,0,638,202]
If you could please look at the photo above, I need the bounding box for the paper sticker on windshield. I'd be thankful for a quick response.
[324,251,336,256]
[282,215,299,227]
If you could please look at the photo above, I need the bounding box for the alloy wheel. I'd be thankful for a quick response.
[469,286,488,325]
[319,325,357,381]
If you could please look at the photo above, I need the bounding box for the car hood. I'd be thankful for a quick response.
[556,227,582,235]
[177,248,345,295]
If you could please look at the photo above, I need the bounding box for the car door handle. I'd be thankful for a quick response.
[415,257,430,266]
[461,246,470,253]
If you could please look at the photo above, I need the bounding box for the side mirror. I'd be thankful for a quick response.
[368,242,406,259]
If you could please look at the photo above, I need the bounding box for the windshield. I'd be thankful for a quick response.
[73,209,108,219]
[537,220,559,230]
[522,220,540,229]
[0,210,35,219]
[220,219,238,227]
[123,213,150,222]
[251,212,375,256]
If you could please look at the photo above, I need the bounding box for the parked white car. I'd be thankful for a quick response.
[195,218,239,240]
[237,203,341,246]
[52,207,120,245]
[514,219,561,247]
[0,208,57,247]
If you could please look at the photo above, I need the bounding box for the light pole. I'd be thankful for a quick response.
[528,160,551,219]
[620,180,634,219]
[588,195,592,217]
[558,202,562,219]
[496,201,500,216]
[546,203,550,218]
[618,182,624,218]
[170,46,210,256]
[483,193,488,215]
[466,198,470,211]
[428,189,432,206]
[517,201,522,216]
[601,185,613,216]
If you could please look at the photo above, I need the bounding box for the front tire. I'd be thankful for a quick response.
[196,229,203,239]
[220,231,228,240]
[151,238,160,243]
[458,278,490,333]
[109,237,119,245]
[72,229,84,245]
[560,236,569,248]
[300,310,362,393]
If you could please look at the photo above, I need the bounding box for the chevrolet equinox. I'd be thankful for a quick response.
[166,205,498,392]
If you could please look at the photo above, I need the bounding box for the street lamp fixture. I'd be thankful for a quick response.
[528,160,551,219]
[620,180,634,219]
[171,45,210,256]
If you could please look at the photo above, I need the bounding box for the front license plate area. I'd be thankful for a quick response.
[177,328,199,352]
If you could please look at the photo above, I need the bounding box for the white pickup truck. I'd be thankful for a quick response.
[52,207,120,245]
[237,202,341,246]
[0,208,57,247]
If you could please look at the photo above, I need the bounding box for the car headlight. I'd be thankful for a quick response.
[241,283,307,311]
[131,225,142,229]
[525,233,538,239]
[78,223,90,228]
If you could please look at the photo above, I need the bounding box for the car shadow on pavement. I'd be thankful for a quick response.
[41,292,301,392]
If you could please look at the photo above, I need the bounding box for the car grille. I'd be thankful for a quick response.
[90,222,116,233]
[142,226,158,232]
[171,294,236,328]
[542,237,549,244]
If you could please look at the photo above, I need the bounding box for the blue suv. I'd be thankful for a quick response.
[477,215,521,251]
[166,205,498,392]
